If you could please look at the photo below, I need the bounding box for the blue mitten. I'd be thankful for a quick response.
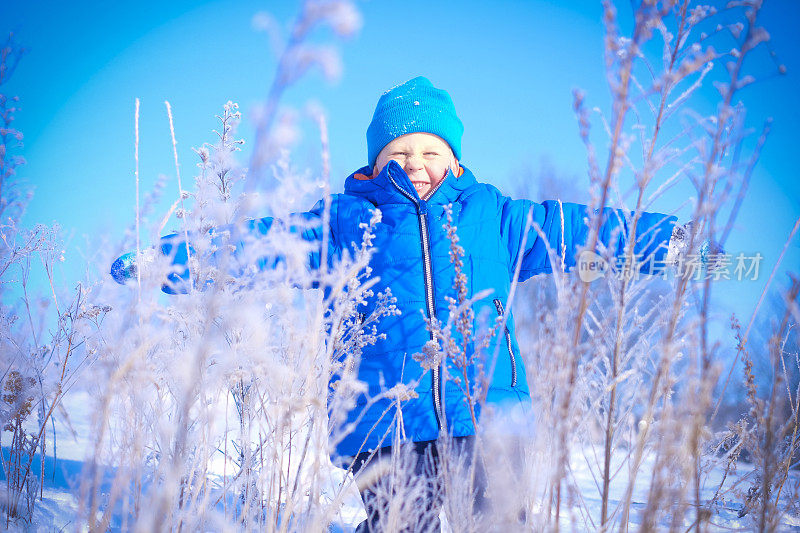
[110,249,158,284]
[110,252,136,284]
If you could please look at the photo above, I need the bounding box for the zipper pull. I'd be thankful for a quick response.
[418,201,427,215]
[493,298,505,315]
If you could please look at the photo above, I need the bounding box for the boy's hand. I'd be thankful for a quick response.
[666,221,725,272]
[110,249,157,284]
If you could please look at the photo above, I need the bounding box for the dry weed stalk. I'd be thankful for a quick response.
[78,104,405,531]
[502,1,791,531]
[0,33,106,526]
[6,0,795,530]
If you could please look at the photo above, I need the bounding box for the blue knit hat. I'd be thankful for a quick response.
[367,76,463,168]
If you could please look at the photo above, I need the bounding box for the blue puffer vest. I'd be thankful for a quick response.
[151,160,677,459]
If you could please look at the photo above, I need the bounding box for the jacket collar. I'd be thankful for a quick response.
[344,160,476,206]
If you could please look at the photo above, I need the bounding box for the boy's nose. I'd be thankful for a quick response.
[405,155,424,171]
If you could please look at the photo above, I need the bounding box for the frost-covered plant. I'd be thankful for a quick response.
[248,0,361,184]
[64,1,799,531]
[73,4,391,528]
[720,279,800,531]
[78,103,401,530]
[484,1,793,531]
[417,205,494,433]
[0,33,105,526]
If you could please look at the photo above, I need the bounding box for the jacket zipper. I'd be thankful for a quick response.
[387,170,446,432]
[493,298,517,387]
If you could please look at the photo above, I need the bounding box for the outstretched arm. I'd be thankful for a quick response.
[110,198,337,294]
[500,197,678,282]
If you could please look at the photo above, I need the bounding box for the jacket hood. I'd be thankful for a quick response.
[344,160,477,206]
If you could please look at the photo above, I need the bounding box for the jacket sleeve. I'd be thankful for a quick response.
[500,197,677,282]
[112,198,338,294]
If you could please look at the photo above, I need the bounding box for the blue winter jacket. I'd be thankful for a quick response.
[117,160,677,459]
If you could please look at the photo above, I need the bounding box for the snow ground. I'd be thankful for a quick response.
[2,391,798,531]
[10,454,799,532]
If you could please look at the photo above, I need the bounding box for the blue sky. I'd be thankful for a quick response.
[1,0,798,337]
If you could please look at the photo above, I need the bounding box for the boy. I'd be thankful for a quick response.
[113,76,683,531]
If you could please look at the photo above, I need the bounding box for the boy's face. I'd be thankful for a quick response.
[373,133,459,198]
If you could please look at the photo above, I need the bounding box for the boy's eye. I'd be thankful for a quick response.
[424,152,439,156]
